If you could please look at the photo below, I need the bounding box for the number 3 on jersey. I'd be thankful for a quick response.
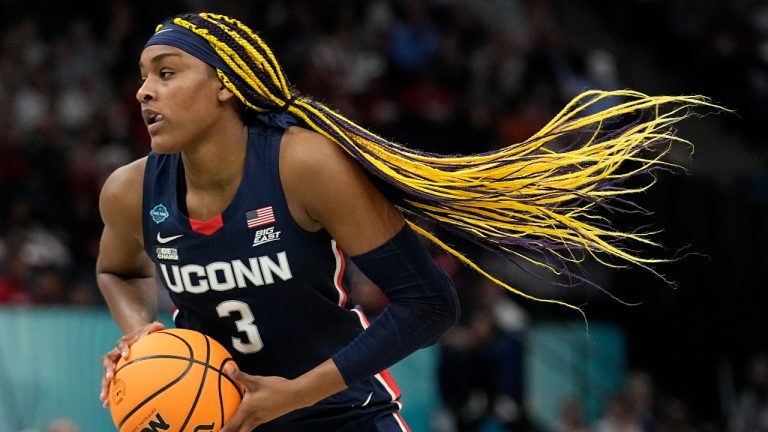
[216,300,264,354]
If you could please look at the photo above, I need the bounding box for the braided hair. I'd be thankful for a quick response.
[159,12,721,315]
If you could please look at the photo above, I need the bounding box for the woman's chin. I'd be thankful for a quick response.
[149,138,180,154]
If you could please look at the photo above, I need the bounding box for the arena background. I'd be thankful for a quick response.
[0,0,766,431]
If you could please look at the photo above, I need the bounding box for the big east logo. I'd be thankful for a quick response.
[252,226,281,247]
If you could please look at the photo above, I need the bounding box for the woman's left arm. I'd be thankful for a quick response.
[221,128,459,431]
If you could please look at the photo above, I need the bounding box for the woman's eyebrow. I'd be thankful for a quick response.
[138,52,183,69]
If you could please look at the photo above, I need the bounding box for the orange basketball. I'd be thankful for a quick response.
[108,328,242,432]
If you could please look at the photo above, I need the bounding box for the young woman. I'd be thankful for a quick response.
[97,13,457,432]
[97,12,715,432]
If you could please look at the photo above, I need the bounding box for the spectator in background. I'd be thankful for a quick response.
[556,48,625,119]
[388,1,441,75]
[655,397,695,432]
[0,254,33,304]
[32,267,69,305]
[729,352,768,432]
[46,418,79,432]
[556,397,590,432]
[436,277,528,431]
[594,393,642,432]
[626,370,656,432]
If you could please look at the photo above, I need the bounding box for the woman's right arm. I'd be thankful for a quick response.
[96,157,158,334]
[96,158,165,407]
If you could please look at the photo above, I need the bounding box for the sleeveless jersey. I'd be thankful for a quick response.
[141,125,405,426]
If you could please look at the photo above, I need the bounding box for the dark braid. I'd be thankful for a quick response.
[159,12,724,314]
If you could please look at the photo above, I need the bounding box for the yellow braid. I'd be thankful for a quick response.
[160,13,727,314]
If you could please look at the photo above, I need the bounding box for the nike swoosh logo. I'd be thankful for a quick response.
[157,233,184,244]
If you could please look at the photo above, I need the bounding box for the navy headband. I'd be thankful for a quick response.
[143,20,300,130]
[144,22,235,78]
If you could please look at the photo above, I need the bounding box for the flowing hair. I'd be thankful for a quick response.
[162,12,723,314]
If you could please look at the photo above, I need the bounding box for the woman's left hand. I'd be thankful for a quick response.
[219,366,305,431]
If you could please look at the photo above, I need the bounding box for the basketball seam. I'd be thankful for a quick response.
[217,358,238,427]
[218,360,225,428]
[179,333,211,431]
[117,332,195,428]
[115,354,241,389]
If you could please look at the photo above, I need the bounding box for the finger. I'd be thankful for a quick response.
[220,406,252,432]
[100,374,112,408]
[102,347,120,369]
[102,359,118,376]
[224,364,240,380]
[146,321,166,333]
[219,370,253,432]
[101,348,120,396]
[224,365,256,392]
[115,337,131,359]
[101,364,114,388]
[118,322,166,359]
[101,323,166,407]
[100,375,108,401]
[101,364,115,390]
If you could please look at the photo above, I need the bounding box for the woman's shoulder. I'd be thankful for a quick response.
[99,157,148,224]
[102,157,148,195]
[279,126,368,186]
[280,126,346,163]
[278,125,379,232]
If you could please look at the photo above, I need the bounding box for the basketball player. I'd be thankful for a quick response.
[97,13,457,432]
[98,12,715,432]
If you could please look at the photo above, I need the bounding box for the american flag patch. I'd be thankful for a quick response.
[246,206,275,229]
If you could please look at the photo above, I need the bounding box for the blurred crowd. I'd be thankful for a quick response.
[1,0,767,431]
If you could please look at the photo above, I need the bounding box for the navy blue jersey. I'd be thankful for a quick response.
[141,125,407,430]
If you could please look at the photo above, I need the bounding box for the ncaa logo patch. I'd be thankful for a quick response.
[150,204,170,224]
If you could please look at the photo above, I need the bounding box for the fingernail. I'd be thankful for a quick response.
[225,365,234,374]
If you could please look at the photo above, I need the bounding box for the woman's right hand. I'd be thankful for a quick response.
[99,321,166,407]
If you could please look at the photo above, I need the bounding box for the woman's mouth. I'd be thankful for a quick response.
[147,114,165,133]
[148,114,164,125]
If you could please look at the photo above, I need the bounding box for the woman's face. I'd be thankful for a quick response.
[137,45,225,153]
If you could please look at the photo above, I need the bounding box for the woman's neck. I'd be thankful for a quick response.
[181,122,249,193]
[179,120,249,221]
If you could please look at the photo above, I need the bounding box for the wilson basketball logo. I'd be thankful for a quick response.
[141,412,170,432]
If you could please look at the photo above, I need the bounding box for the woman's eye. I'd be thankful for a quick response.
[159,70,174,79]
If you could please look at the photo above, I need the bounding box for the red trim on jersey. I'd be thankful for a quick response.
[189,214,224,235]
[378,368,402,399]
[353,306,370,326]
[334,241,348,307]
[351,307,403,401]
[392,411,411,432]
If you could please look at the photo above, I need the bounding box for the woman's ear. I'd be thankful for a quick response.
[217,83,236,103]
